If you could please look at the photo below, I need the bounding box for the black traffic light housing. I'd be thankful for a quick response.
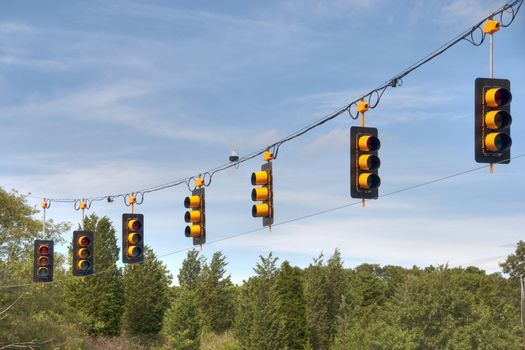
[73,230,94,276]
[184,187,206,246]
[33,240,54,283]
[475,77,512,164]
[351,126,381,199]
[251,162,274,227]
[122,213,144,264]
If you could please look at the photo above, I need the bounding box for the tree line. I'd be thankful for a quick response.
[1,188,524,349]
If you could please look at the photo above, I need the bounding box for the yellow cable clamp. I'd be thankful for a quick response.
[263,150,274,161]
[483,19,500,34]
[357,100,369,113]
[79,200,87,210]
[129,194,137,205]
[41,200,49,209]
[195,177,204,188]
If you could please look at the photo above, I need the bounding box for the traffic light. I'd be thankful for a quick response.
[350,126,381,199]
[33,240,54,283]
[73,231,94,276]
[251,162,273,227]
[475,78,512,164]
[184,187,206,246]
[122,213,144,264]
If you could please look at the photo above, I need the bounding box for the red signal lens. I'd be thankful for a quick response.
[38,245,50,255]
[78,236,91,247]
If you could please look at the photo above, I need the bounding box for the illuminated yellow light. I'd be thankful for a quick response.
[485,87,512,107]
[184,195,201,209]
[251,171,268,185]
[128,233,141,245]
[485,132,512,152]
[185,210,201,223]
[128,219,142,232]
[485,110,511,130]
[77,248,90,259]
[127,246,143,258]
[252,187,269,201]
[252,203,269,217]
[38,256,49,266]
[358,135,380,152]
[358,173,381,190]
[358,154,381,171]
[185,225,201,238]
[77,260,91,271]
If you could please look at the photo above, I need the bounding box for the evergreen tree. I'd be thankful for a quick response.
[163,287,201,350]
[271,260,307,349]
[500,240,525,279]
[325,249,347,344]
[178,249,203,289]
[122,246,172,335]
[304,254,330,350]
[65,213,123,336]
[198,251,235,333]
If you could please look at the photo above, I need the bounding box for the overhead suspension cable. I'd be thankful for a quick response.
[30,0,523,206]
[2,153,523,290]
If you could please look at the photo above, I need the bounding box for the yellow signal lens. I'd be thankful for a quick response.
[251,187,269,201]
[185,210,201,223]
[184,195,201,209]
[38,256,49,266]
[37,267,49,278]
[358,154,381,171]
[128,219,142,232]
[77,260,91,271]
[78,235,91,247]
[251,171,268,185]
[358,135,380,152]
[485,132,512,152]
[485,110,511,130]
[252,203,269,217]
[185,225,201,238]
[77,248,90,259]
[128,233,141,245]
[485,87,512,107]
[127,246,143,258]
[358,173,381,190]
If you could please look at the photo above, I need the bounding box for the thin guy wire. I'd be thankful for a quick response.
[30,0,523,205]
[1,153,523,290]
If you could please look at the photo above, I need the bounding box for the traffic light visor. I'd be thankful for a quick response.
[485,132,512,152]
[185,225,201,238]
[358,173,381,190]
[128,219,142,232]
[251,171,268,185]
[77,248,91,259]
[252,203,269,217]
[485,110,511,130]
[77,260,91,271]
[128,233,141,244]
[485,87,511,107]
[37,267,49,278]
[38,245,50,255]
[358,154,381,171]
[127,246,143,258]
[252,187,269,201]
[185,210,201,223]
[184,195,201,209]
[358,135,380,152]
[78,236,91,247]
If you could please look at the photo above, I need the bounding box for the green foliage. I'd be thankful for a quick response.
[65,213,124,336]
[122,246,172,335]
[199,251,235,334]
[501,240,525,279]
[163,287,202,350]
[178,249,203,289]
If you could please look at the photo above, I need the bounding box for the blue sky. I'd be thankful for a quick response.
[1,0,524,284]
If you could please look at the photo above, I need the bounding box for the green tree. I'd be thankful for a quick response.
[304,254,330,350]
[122,246,172,335]
[199,251,235,333]
[178,249,203,289]
[65,213,124,336]
[271,260,306,349]
[501,240,525,279]
[163,287,201,350]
